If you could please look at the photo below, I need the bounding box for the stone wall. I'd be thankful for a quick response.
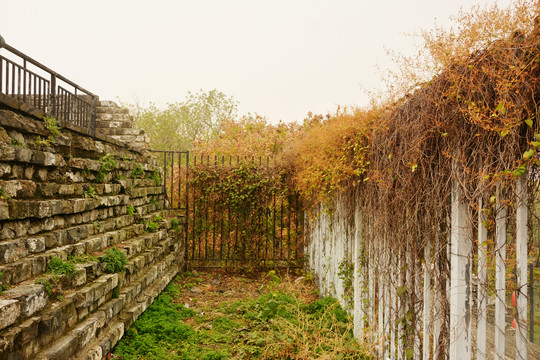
[0,98,184,360]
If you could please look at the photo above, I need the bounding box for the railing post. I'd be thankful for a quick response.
[91,95,97,136]
[50,73,57,118]
[0,34,5,48]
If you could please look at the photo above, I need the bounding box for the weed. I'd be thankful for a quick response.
[150,198,159,207]
[101,247,128,273]
[83,185,97,199]
[0,271,7,294]
[113,271,373,359]
[146,221,159,232]
[93,221,102,232]
[171,218,180,231]
[36,279,53,296]
[113,282,198,359]
[148,170,162,186]
[56,295,63,302]
[0,188,8,200]
[155,215,164,222]
[96,154,117,183]
[126,205,136,216]
[112,286,120,299]
[44,116,61,142]
[35,135,52,148]
[131,163,144,178]
[47,256,76,280]
[10,137,25,147]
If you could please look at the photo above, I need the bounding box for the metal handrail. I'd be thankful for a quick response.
[0,34,97,135]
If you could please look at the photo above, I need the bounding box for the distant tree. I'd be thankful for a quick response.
[192,114,301,159]
[125,89,239,151]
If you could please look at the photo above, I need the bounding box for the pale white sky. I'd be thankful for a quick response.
[1,0,512,123]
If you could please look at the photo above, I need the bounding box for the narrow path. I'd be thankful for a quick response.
[111,269,374,360]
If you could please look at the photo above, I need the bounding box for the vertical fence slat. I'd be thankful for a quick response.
[390,254,397,359]
[449,182,472,359]
[494,188,507,360]
[516,176,528,360]
[378,237,384,358]
[398,254,404,360]
[353,207,364,338]
[384,233,390,359]
[423,240,432,360]
[432,237,442,359]
[477,197,488,360]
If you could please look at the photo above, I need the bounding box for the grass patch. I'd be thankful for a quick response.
[112,271,373,359]
[102,247,128,273]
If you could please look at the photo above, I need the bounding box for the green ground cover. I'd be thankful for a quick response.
[112,270,373,359]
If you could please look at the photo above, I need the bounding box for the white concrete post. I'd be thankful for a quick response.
[423,240,432,360]
[449,181,472,359]
[390,251,397,359]
[432,238,442,359]
[494,187,507,360]
[477,197,488,360]
[353,207,364,338]
[515,176,528,360]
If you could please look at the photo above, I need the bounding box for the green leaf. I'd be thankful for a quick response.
[441,132,448,137]
[490,195,497,204]
[411,163,418,172]
[513,166,526,177]
[531,141,540,148]
[501,129,510,137]
[535,133,540,142]
[482,220,488,229]
[523,149,534,161]
[397,286,407,297]
[525,118,533,127]
[495,102,505,112]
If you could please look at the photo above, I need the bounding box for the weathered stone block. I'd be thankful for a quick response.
[10,164,23,179]
[72,315,100,349]
[35,333,77,360]
[32,151,56,167]
[4,284,48,317]
[38,306,63,346]
[11,260,33,284]
[14,147,32,162]
[0,299,20,330]
[0,200,8,220]
[0,239,27,263]
[26,236,46,253]
[36,168,48,181]
[31,255,48,277]
[0,144,15,161]
[0,163,11,178]
[81,345,102,360]
[71,267,87,287]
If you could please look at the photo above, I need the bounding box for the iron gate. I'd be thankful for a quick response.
[152,150,304,269]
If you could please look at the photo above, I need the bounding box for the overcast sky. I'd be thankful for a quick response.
[1,0,512,123]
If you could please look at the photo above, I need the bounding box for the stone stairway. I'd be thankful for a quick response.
[95,101,149,152]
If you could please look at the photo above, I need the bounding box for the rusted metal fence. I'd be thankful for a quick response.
[152,150,304,269]
[0,35,97,134]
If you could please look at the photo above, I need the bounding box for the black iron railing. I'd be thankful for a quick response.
[0,35,97,134]
[152,150,305,269]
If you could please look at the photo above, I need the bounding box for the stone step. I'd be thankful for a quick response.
[96,113,133,122]
[95,120,134,129]
[97,127,144,136]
